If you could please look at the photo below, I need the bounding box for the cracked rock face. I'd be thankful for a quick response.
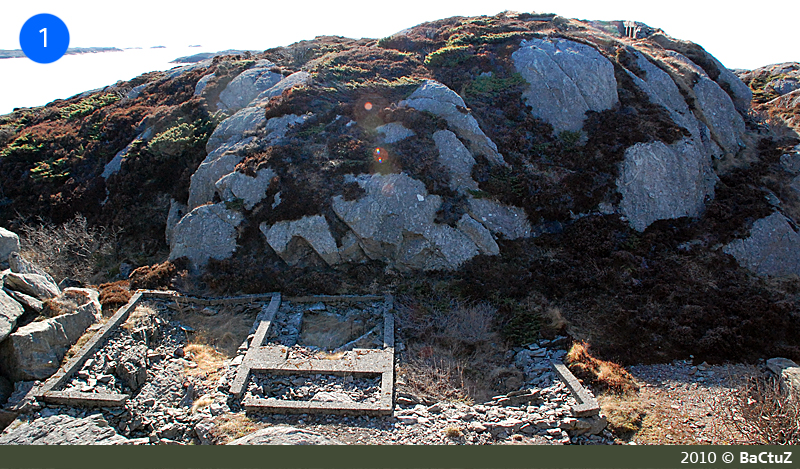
[332,173,480,271]
[260,215,341,266]
[617,139,717,232]
[512,38,619,133]
[217,61,282,112]
[723,212,800,277]
[169,203,244,267]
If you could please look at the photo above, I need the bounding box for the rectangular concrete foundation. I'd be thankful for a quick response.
[231,295,395,416]
[34,290,279,407]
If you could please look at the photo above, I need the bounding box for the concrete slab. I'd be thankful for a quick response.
[551,361,601,417]
[232,294,395,415]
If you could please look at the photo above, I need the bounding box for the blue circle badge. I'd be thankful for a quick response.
[20,14,70,64]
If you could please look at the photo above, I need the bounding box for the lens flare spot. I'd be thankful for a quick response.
[373,147,384,163]
[364,102,373,111]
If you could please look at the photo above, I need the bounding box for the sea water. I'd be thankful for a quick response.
[0,46,216,115]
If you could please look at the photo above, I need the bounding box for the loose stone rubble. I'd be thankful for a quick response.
[1,291,610,445]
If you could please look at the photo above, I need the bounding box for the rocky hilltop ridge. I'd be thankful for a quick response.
[1,11,799,367]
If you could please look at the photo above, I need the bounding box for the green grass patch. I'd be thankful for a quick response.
[60,93,120,121]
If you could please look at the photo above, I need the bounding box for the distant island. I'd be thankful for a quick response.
[171,49,260,63]
[0,46,122,59]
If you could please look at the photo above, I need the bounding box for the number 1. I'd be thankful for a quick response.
[40,28,47,47]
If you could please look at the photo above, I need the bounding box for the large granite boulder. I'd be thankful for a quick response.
[399,80,506,165]
[217,61,282,112]
[169,203,244,267]
[3,272,60,300]
[0,290,100,381]
[8,252,55,285]
[617,139,717,232]
[432,130,479,193]
[191,113,308,209]
[512,38,618,133]
[260,215,341,266]
[723,212,800,277]
[227,425,342,445]
[332,173,480,271]
[0,227,19,261]
[0,413,129,445]
[0,290,24,343]
[251,71,312,106]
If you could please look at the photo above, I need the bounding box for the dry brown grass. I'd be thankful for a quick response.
[299,312,369,350]
[397,350,474,405]
[172,304,257,358]
[191,395,214,414]
[566,342,638,394]
[728,376,800,445]
[598,393,647,437]
[184,343,226,382]
[210,413,266,444]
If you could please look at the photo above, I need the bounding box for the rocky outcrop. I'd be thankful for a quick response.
[8,252,55,285]
[0,413,129,445]
[512,38,618,133]
[617,139,717,232]
[723,212,800,277]
[332,173,481,271]
[0,289,100,381]
[260,216,341,266]
[0,227,19,261]
[3,273,60,300]
[101,127,153,179]
[251,71,312,106]
[215,168,276,210]
[0,290,24,343]
[217,61,282,112]
[399,80,506,165]
[432,130,479,193]
[376,122,415,144]
[227,425,343,445]
[169,203,244,266]
[190,113,308,209]
[467,198,531,240]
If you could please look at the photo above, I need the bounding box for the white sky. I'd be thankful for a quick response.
[0,0,798,70]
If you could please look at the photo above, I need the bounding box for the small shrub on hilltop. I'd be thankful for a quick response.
[59,93,120,121]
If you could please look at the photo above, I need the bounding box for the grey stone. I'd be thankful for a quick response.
[3,288,43,314]
[218,63,282,112]
[512,38,618,133]
[338,231,367,263]
[115,345,148,391]
[767,78,800,97]
[456,214,499,255]
[260,215,341,266]
[8,253,55,285]
[693,76,746,156]
[252,71,312,106]
[165,199,188,246]
[723,212,800,277]
[310,391,354,402]
[206,107,266,155]
[0,227,19,261]
[61,287,103,322]
[0,289,24,343]
[467,198,531,240]
[169,203,244,266]
[781,149,800,174]
[3,272,61,300]
[215,168,276,210]
[332,173,479,270]
[617,139,717,232]
[194,419,214,445]
[101,127,153,179]
[188,148,250,210]
[432,130,479,193]
[399,80,506,165]
[0,302,99,381]
[227,425,343,445]
[194,73,215,96]
[712,61,753,114]
[375,122,415,144]
[0,413,129,445]
[125,84,146,101]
